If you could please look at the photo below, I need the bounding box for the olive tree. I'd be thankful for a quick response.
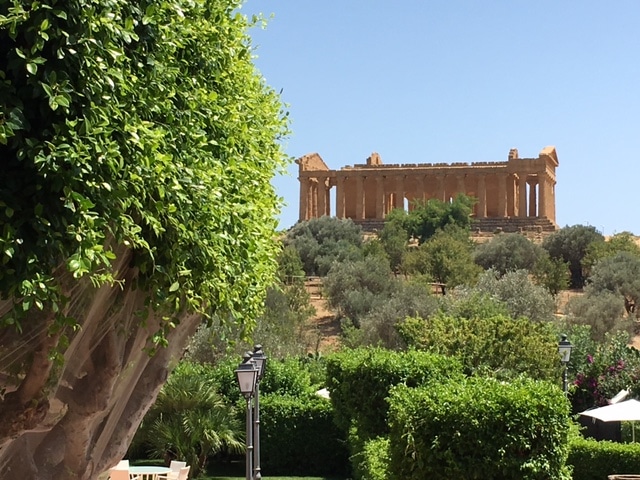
[0,1,288,478]
[542,225,604,288]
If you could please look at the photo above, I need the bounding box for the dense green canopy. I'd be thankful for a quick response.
[0,0,288,478]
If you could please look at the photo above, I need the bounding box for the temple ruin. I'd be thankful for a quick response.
[296,146,559,232]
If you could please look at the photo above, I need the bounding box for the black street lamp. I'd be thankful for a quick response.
[235,353,258,480]
[558,334,573,394]
[251,345,267,480]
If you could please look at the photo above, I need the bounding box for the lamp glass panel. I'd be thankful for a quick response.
[235,366,258,395]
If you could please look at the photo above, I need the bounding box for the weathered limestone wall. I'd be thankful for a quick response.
[296,147,559,231]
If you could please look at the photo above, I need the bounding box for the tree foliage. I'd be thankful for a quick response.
[385,194,476,244]
[586,251,640,316]
[403,226,480,289]
[130,362,244,478]
[0,1,288,477]
[323,256,396,327]
[542,225,604,288]
[474,233,545,275]
[582,231,640,278]
[455,269,556,323]
[284,217,363,276]
[397,300,559,380]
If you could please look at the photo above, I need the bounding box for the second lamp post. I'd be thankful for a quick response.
[235,345,267,480]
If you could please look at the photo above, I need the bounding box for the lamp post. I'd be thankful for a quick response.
[235,353,258,480]
[251,345,267,480]
[558,334,573,394]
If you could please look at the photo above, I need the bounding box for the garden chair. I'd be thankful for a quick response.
[176,466,190,480]
[158,461,187,480]
[109,467,139,480]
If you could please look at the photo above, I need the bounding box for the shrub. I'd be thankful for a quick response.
[388,377,572,480]
[568,329,640,412]
[260,393,350,477]
[325,348,463,440]
[284,217,363,276]
[324,256,397,326]
[356,280,441,349]
[359,437,391,480]
[474,233,545,274]
[568,437,640,480]
[460,269,556,322]
[396,311,559,381]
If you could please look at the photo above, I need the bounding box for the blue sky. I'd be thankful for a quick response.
[242,1,640,235]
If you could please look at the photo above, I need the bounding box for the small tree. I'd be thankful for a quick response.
[324,256,397,326]
[474,233,545,275]
[533,253,570,296]
[542,225,604,288]
[586,251,640,316]
[582,231,640,278]
[285,217,363,276]
[457,269,556,322]
[403,226,480,289]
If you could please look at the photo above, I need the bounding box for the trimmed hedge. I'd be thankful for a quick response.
[325,347,464,439]
[360,437,391,480]
[568,437,640,480]
[388,377,572,480]
[260,393,349,477]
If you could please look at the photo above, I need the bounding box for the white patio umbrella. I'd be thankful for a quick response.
[580,399,640,441]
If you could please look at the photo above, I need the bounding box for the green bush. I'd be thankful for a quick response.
[568,437,640,480]
[396,311,559,381]
[359,437,391,480]
[388,377,572,480]
[260,393,350,477]
[325,348,463,440]
[208,355,320,404]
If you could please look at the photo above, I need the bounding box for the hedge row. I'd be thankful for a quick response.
[260,393,349,477]
[568,437,640,480]
[387,377,572,480]
[325,347,464,439]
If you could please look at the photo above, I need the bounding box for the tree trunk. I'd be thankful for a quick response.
[0,246,203,479]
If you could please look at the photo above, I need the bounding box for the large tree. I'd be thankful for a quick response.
[0,1,288,478]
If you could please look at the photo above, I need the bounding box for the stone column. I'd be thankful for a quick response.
[518,175,527,218]
[299,177,309,221]
[506,174,516,217]
[355,175,365,220]
[528,179,537,217]
[336,175,345,219]
[394,175,404,210]
[436,175,446,202]
[477,174,487,218]
[416,175,425,203]
[538,174,547,218]
[375,176,384,219]
[317,177,327,217]
[498,174,507,217]
[456,174,465,196]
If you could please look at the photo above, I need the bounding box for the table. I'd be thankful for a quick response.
[129,466,172,480]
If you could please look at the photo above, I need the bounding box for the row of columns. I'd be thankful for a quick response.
[299,171,555,223]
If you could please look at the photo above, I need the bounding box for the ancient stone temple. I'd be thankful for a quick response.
[296,146,558,232]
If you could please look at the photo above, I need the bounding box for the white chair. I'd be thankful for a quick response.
[169,461,187,472]
[176,466,190,480]
[109,468,139,480]
[158,461,187,480]
[114,460,129,469]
